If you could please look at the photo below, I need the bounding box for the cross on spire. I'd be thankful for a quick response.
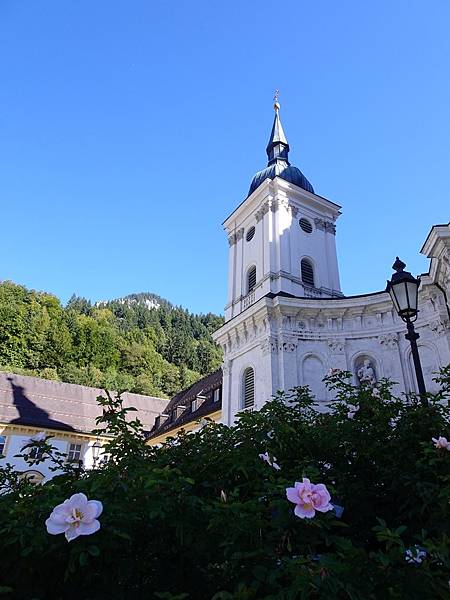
[267,91,289,165]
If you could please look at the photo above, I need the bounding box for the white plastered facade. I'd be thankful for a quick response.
[213,176,450,426]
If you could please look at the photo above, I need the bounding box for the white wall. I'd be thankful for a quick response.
[224,178,343,322]
[0,430,109,483]
[215,253,450,424]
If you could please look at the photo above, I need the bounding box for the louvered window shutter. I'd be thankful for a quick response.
[247,267,257,293]
[243,368,255,408]
[301,259,314,286]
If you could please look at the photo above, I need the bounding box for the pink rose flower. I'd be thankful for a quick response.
[372,388,381,399]
[432,436,450,450]
[286,477,333,519]
[327,368,341,377]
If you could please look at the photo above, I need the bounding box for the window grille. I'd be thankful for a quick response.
[246,226,255,241]
[213,388,220,403]
[191,399,198,412]
[0,435,5,456]
[243,368,255,408]
[247,266,257,293]
[301,259,314,287]
[67,443,82,463]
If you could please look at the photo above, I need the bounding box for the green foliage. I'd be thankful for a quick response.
[1,370,450,598]
[0,282,223,397]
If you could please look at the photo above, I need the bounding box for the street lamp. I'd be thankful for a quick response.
[386,257,427,405]
[92,441,102,468]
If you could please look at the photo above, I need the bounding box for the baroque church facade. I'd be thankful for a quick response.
[211,100,450,425]
[148,99,450,442]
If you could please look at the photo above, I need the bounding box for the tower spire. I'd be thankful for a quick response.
[266,90,290,166]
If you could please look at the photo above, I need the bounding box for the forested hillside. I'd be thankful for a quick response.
[0,281,223,398]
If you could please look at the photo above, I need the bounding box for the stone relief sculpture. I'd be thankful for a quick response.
[357,359,377,386]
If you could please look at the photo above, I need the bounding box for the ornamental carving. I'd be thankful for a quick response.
[327,338,344,353]
[226,227,245,245]
[228,233,236,246]
[222,361,231,376]
[255,202,270,222]
[325,221,336,234]
[440,251,450,287]
[314,218,336,235]
[260,337,278,355]
[269,197,290,212]
[429,319,449,335]
[279,337,297,353]
[378,333,398,348]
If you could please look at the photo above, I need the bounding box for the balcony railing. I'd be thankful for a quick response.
[243,291,256,310]
[303,285,322,298]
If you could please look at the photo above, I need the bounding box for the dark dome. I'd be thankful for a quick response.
[248,162,314,197]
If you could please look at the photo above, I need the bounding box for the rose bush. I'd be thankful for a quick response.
[0,367,449,598]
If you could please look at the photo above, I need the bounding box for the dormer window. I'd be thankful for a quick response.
[176,405,187,419]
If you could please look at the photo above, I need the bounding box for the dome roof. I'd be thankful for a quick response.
[247,100,314,197]
[248,162,314,196]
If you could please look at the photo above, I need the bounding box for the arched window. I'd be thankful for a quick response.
[301,259,314,287]
[247,266,257,293]
[20,470,44,485]
[242,367,255,408]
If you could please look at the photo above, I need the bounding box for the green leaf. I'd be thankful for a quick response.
[88,545,100,556]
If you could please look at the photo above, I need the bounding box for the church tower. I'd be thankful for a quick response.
[213,98,450,427]
[224,97,342,323]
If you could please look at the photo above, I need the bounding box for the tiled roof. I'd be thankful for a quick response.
[148,368,223,439]
[0,372,168,434]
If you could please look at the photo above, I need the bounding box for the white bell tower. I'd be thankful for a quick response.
[224,99,342,323]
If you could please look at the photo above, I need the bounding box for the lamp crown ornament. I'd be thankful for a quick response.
[392,256,406,272]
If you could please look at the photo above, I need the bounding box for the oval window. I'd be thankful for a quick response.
[246,226,255,242]
[299,218,313,233]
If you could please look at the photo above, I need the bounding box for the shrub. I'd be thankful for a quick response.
[0,369,450,599]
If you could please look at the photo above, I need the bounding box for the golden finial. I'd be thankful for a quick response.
[273,89,280,111]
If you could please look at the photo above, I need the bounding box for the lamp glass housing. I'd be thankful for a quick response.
[387,275,419,321]
[92,441,101,461]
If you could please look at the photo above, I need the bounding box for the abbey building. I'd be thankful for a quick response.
[149,101,450,441]
[212,101,450,425]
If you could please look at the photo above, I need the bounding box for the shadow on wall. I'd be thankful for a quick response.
[8,376,75,432]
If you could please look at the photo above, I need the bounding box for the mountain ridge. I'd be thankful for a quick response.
[0,281,224,399]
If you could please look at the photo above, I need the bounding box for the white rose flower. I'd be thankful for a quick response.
[405,546,427,565]
[259,451,281,470]
[45,493,103,542]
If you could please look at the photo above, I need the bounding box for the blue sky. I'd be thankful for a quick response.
[1,1,449,314]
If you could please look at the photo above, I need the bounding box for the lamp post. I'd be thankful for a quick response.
[386,257,427,406]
